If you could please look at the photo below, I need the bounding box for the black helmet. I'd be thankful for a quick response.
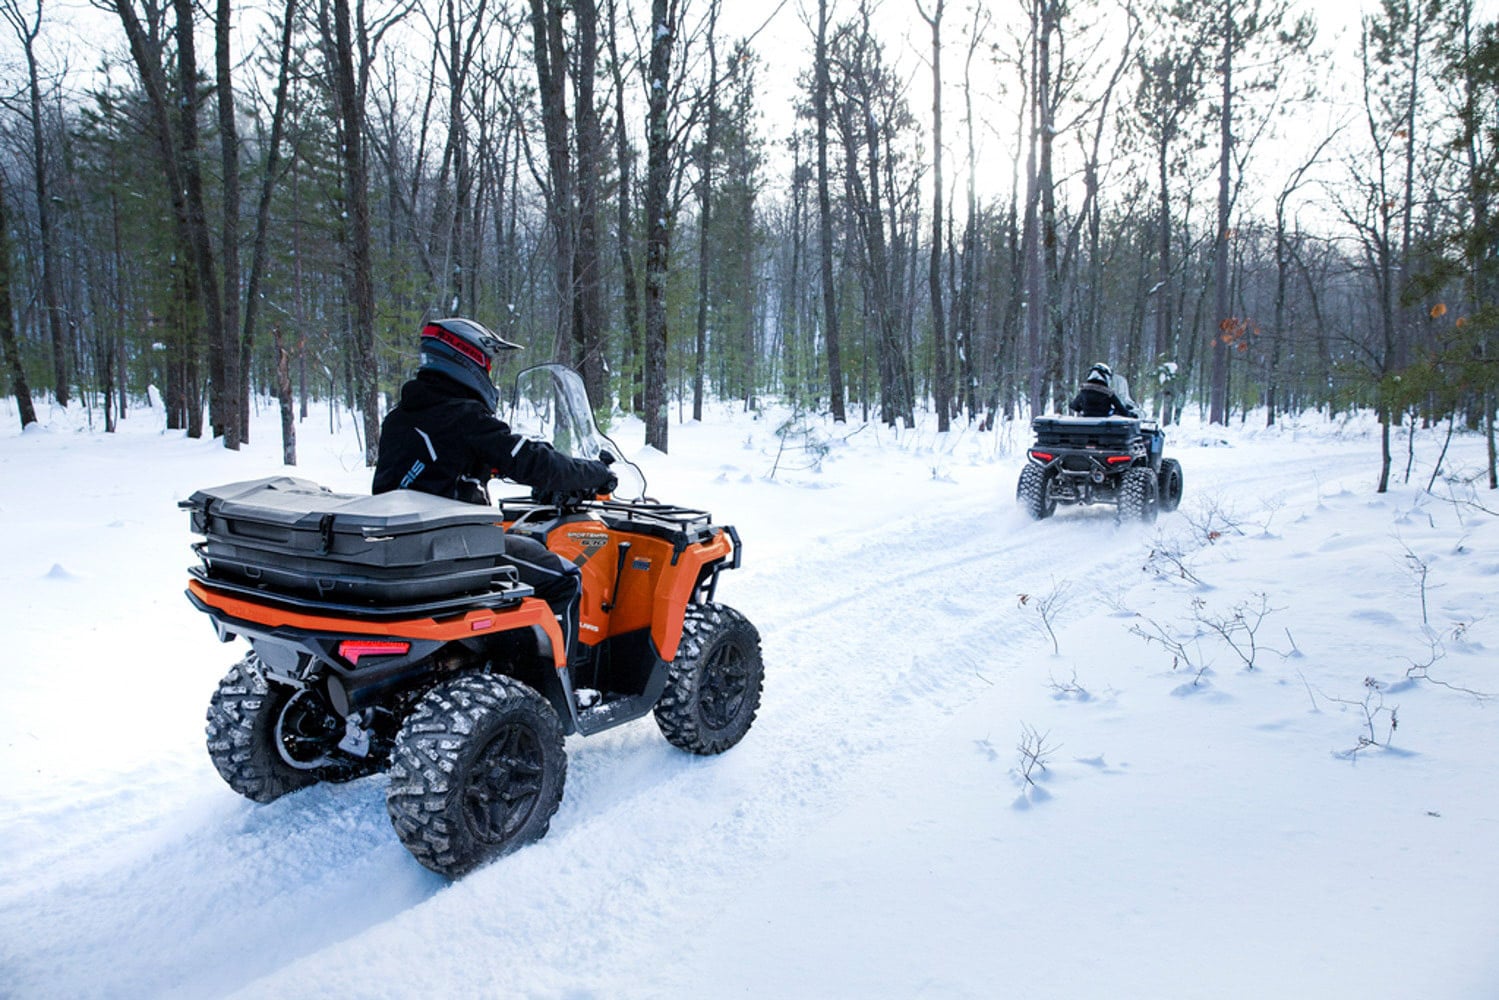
[1086,362,1112,385]
[418,317,520,410]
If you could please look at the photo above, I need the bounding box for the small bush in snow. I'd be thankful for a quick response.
[1014,723,1059,787]
[1329,677,1400,760]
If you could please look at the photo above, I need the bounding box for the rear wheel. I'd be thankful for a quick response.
[206,655,366,803]
[1118,466,1160,524]
[1158,458,1184,512]
[1017,463,1057,520]
[386,673,566,878]
[655,604,764,755]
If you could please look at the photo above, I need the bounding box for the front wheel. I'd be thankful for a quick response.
[1157,458,1184,512]
[1017,463,1057,520]
[386,673,567,878]
[655,604,764,755]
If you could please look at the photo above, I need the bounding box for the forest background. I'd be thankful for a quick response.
[1,0,1497,492]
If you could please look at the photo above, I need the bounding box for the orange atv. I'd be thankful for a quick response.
[183,364,762,877]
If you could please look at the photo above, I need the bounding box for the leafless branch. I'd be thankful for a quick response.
[1015,723,1059,787]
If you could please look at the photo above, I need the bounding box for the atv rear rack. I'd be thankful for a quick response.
[1031,415,1148,451]
[186,565,533,620]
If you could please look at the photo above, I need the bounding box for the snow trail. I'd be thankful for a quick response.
[5,402,1495,999]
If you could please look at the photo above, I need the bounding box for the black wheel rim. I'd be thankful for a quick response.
[700,640,750,730]
[275,688,343,770]
[464,723,545,845]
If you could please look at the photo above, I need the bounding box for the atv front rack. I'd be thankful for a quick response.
[498,497,740,570]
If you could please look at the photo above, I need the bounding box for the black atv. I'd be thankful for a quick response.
[1017,415,1184,523]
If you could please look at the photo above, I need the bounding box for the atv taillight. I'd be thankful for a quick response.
[1029,450,1054,463]
[1105,454,1133,465]
[339,640,410,665]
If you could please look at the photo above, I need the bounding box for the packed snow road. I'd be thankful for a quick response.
[0,404,1440,998]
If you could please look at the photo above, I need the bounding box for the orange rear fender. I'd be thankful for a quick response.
[185,579,567,668]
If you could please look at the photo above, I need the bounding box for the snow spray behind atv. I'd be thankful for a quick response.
[1017,374,1184,523]
[182,364,763,877]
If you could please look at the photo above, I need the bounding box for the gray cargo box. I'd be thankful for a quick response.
[183,476,514,604]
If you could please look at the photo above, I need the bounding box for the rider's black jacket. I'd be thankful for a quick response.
[1069,383,1138,418]
[372,370,611,505]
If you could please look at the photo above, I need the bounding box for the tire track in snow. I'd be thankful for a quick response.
[233,495,1152,997]
[2,438,1387,999]
[313,439,1395,996]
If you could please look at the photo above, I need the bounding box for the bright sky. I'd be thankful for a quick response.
[11,0,1493,224]
[718,0,1380,211]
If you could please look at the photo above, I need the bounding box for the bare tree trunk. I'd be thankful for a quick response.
[1487,395,1497,490]
[785,136,805,403]
[168,0,231,445]
[1037,0,1061,412]
[529,0,576,363]
[273,326,297,465]
[435,0,489,316]
[215,0,242,448]
[956,6,987,422]
[1210,0,1234,425]
[815,0,846,422]
[293,165,308,421]
[574,0,608,406]
[643,0,675,451]
[0,169,37,428]
[113,179,126,422]
[1396,0,1426,376]
[847,80,905,427]
[918,0,949,432]
[323,0,380,463]
[1022,0,1050,415]
[692,4,720,422]
[2,0,70,407]
[1155,136,1173,420]
[607,0,642,413]
[1379,410,1393,492]
[240,0,299,445]
[114,0,206,437]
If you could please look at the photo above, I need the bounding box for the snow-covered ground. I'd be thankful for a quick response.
[1,391,1496,1000]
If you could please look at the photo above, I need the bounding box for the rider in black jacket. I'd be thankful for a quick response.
[373,317,615,659]
[1069,362,1139,418]
[373,319,614,504]
[1069,361,1165,467]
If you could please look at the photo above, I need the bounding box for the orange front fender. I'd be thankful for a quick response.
[651,528,733,660]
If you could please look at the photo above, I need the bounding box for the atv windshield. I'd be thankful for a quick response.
[506,363,647,501]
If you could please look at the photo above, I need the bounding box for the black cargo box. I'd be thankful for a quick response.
[183,476,515,604]
[1032,415,1142,451]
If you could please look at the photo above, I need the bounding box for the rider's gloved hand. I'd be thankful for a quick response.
[573,459,616,496]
